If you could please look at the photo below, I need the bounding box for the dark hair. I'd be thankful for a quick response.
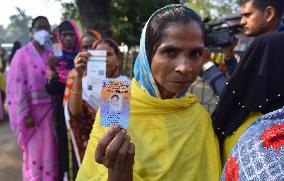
[0,47,6,53]
[92,38,120,56]
[240,0,284,19]
[82,29,101,41]
[111,94,119,100]
[59,21,74,33]
[81,32,98,45]
[145,5,206,62]
[31,16,49,28]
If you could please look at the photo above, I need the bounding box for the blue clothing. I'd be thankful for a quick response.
[278,21,284,32]
[225,57,237,75]
[133,22,161,98]
[56,50,78,83]
[203,58,236,96]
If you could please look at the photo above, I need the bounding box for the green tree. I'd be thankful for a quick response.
[59,0,239,45]
[110,0,180,46]
[186,0,239,20]
[0,25,6,44]
[75,0,112,36]
[4,8,32,45]
[60,0,179,45]
[62,2,79,20]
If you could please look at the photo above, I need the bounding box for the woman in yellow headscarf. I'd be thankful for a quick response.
[76,4,221,181]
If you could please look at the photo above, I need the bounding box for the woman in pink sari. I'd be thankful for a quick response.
[6,16,58,181]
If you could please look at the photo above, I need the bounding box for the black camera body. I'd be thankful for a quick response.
[204,18,243,48]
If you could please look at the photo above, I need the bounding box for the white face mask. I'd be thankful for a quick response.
[33,30,51,48]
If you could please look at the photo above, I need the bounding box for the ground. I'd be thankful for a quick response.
[0,120,22,180]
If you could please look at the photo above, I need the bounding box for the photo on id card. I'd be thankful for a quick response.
[100,79,131,128]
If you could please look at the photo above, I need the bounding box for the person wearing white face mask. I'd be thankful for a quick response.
[6,16,59,180]
[33,29,52,49]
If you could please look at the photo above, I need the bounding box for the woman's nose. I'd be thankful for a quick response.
[175,57,191,74]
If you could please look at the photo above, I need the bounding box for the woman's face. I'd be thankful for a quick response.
[60,26,76,50]
[95,43,119,78]
[31,19,51,35]
[150,22,206,99]
[82,35,95,52]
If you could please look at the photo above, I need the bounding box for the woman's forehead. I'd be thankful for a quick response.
[159,22,204,46]
[60,30,75,34]
[33,19,49,27]
[97,43,113,50]
[163,22,202,36]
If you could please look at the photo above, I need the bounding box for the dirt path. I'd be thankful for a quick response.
[0,120,22,180]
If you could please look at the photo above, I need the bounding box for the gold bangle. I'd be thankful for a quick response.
[71,90,82,95]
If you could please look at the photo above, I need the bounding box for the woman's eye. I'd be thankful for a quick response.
[164,49,177,57]
[107,52,113,57]
[190,50,203,60]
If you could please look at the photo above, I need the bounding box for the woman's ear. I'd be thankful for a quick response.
[264,6,276,23]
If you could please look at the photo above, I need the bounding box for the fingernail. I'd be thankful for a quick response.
[114,124,120,130]
[125,135,131,140]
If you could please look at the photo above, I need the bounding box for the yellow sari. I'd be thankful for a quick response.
[76,79,221,181]
[0,72,5,92]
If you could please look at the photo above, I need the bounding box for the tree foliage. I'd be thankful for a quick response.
[60,0,239,45]
[64,0,179,45]
[110,0,180,46]
[186,0,239,20]
[0,8,32,44]
[62,2,79,20]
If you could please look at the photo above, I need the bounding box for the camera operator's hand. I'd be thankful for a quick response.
[221,36,238,60]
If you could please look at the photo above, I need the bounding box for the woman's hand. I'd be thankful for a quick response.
[74,52,90,78]
[47,56,58,72]
[95,124,135,181]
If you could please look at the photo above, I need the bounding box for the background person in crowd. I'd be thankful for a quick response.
[45,19,81,181]
[220,33,284,178]
[203,0,284,96]
[7,41,21,66]
[0,47,8,121]
[81,29,101,52]
[63,38,128,165]
[0,47,7,73]
[76,4,221,181]
[6,16,58,181]
[212,31,284,163]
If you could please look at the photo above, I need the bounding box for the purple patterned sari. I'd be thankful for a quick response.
[6,42,58,181]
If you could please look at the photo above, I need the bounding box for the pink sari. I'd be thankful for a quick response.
[6,42,58,181]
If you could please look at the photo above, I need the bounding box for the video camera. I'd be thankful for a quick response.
[204,17,243,48]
